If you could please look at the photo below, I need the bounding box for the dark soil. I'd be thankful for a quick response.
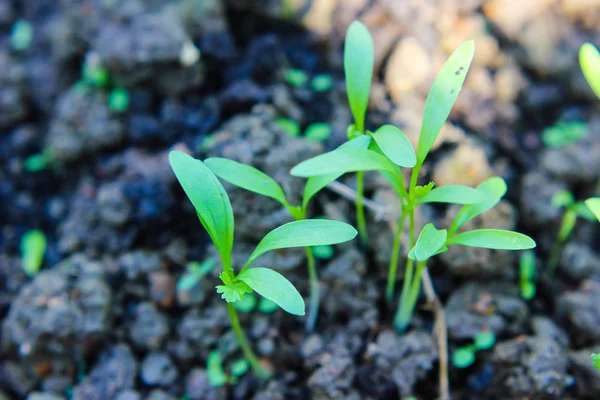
[1,1,600,399]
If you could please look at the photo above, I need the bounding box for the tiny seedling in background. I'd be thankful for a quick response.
[519,251,536,300]
[10,20,33,52]
[292,38,537,332]
[284,68,309,88]
[304,122,332,142]
[311,74,334,92]
[169,151,357,378]
[258,297,279,314]
[234,293,257,313]
[452,331,496,369]
[547,190,597,274]
[204,136,368,331]
[177,258,216,292]
[23,151,54,172]
[21,230,47,276]
[591,353,600,371]
[275,118,301,137]
[541,121,587,148]
[206,350,229,387]
[108,88,130,113]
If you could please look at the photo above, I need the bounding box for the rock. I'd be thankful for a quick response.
[129,302,169,350]
[557,285,600,345]
[433,139,493,188]
[185,369,226,400]
[120,251,165,281]
[97,183,132,227]
[0,51,29,129]
[486,336,572,398]
[569,346,600,397]
[483,0,552,39]
[308,351,355,399]
[114,391,142,400]
[520,171,567,227]
[145,390,175,400]
[27,394,65,400]
[385,37,431,103]
[149,271,176,308]
[72,344,137,400]
[559,243,600,281]
[140,353,178,387]
[531,316,570,348]
[177,307,228,353]
[446,283,528,340]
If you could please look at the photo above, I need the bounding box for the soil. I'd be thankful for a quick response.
[1,1,600,399]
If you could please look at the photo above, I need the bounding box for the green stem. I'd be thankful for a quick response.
[394,260,426,332]
[356,171,368,245]
[386,211,407,303]
[227,303,271,379]
[399,208,417,306]
[305,246,320,332]
[547,209,576,275]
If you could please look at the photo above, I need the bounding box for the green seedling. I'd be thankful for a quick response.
[592,353,600,371]
[169,151,357,377]
[177,258,216,291]
[343,21,374,243]
[10,20,33,52]
[304,122,332,142]
[519,251,536,300]
[234,293,257,313]
[586,198,600,222]
[23,151,54,172]
[312,245,334,259]
[541,121,587,148]
[311,74,334,92]
[21,230,47,276]
[292,41,536,332]
[580,43,600,100]
[204,138,366,331]
[258,297,279,313]
[284,68,309,87]
[547,190,597,274]
[452,331,496,369]
[207,350,229,386]
[275,118,300,137]
[108,88,129,113]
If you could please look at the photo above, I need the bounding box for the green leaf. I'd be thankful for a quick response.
[344,21,374,133]
[233,293,257,312]
[276,118,300,137]
[573,201,597,222]
[591,353,600,371]
[230,359,250,377]
[284,68,308,87]
[304,122,332,142]
[585,198,600,222]
[246,220,357,267]
[291,148,396,178]
[417,41,475,162]
[519,251,536,281]
[370,125,416,167]
[205,157,288,205]
[414,182,435,198]
[416,185,486,205]
[520,281,536,301]
[207,351,228,387]
[216,270,252,303]
[448,229,536,250]
[312,245,334,259]
[474,332,496,351]
[542,121,587,148]
[21,230,47,276]
[580,43,600,100]
[367,139,406,195]
[449,177,507,236]
[452,346,475,369]
[169,151,235,262]
[258,297,279,314]
[237,267,305,315]
[551,190,575,208]
[302,135,372,210]
[408,223,448,262]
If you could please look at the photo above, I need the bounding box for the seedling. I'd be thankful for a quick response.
[284,68,309,88]
[204,138,367,331]
[547,190,597,274]
[304,122,332,142]
[519,251,536,300]
[592,353,600,371]
[586,198,600,222]
[10,20,33,52]
[275,118,300,137]
[21,230,47,276]
[23,151,54,172]
[311,74,334,92]
[177,258,216,292]
[258,297,279,314]
[169,151,357,377]
[343,21,374,243]
[108,88,130,113]
[234,294,257,313]
[541,121,587,148]
[452,331,496,369]
[292,41,536,332]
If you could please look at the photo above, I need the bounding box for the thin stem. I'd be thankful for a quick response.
[395,209,417,332]
[305,246,320,332]
[386,210,407,303]
[356,171,368,244]
[394,260,426,332]
[547,209,576,275]
[227,303,271,379]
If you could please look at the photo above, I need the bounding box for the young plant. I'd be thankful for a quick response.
[452,331,496,369]
[519,251,536,300]
[541,121,587,148]
[21,229,47,276]
[177,258,216,292]
[204,136,369,331]
[343,20,374,243]
[292,42,536,332]
[169,151,357,377]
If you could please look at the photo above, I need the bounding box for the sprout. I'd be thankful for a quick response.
[10,20,33,52]
[108,88,130,113]
[21,230,47,276]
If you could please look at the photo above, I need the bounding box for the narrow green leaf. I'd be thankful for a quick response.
[416,185,486,205]
[291,148,396,178]
[302,135,372,209]
[474,332,496,351]
[237,267,305,315]
[344,21,374,133]
[573,202,597,222]
[447,229,536,250]
[585,198,600,222]
[551,190,575,208]
[246,220,357,267]
[417,41,475,162]
[580,43,600,100]
[205,157,288,205]
[449,177,507,235]
[371,125,416,167]
[21,230,47,276]
[591,353,600,371]
[408,223,448,262]
[169,151,234,259]
[368,139,406,195]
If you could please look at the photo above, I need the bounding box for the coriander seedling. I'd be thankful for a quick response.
[292,42,536,332]
[169,151,357,377]
[275,118,301,137]
[177,258,216,292]
[452,331,496,369]
[204,138,367,331]
[541,121,587,148]
[21,229,47,276]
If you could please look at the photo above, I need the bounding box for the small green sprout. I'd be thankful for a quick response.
[547,190,597,274]
[519,251,536,300]
[206,350,229,387]
[591,353,600,371]
[304,122,332,142]
[452,331,496,369]
[177,258,216,291]
[83,63,110,88]
[230,358,250,378]
[312,245,334,259]
[23,151,54,172]
[169,151,357,377]
[234,294,257,313]
[10,20,33,52]
[275,118,300,137]
[580,43,600,100]
[311,74,334,92]
[108,88,130,113]
[258,297,279,314]
[284,68,309,87]
[541,121,587,148]
[291,40,536,332]
[21,230,47,276]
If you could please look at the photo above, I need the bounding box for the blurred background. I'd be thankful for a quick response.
[1,0,600,399]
